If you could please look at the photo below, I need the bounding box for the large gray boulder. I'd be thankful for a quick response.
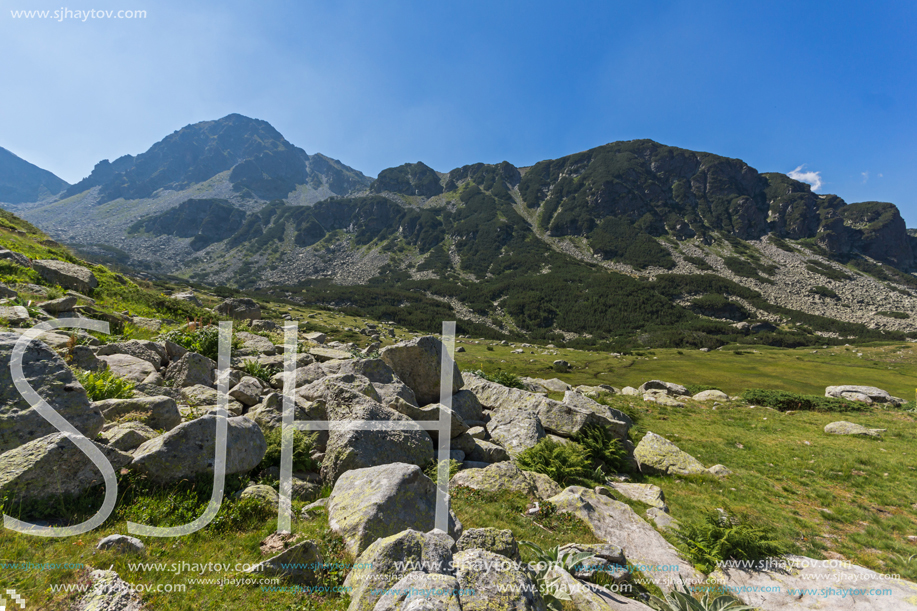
[99,422,159,452]
[633,432,706,476]
[97,353,157,384]
[637,380,689,397]
[97,340,166,371]
[450,389,484,423]
[824,421,885,437]
[0,305,30,324]
[172,292,203,307]
[825,385,905,405]
[164,351,215,388]
[215,297,261,320]
[245,539,322,585]
[269,362,327,390]
[449,462,536,496]
[0,281,17,299]
[374,571,463,611]
[547,486,702,592]
[563,390,632,439]
[344,528,456,611]
[464,374,618,438]
[94,396,181,432]
[606,482,668,511]
[486,408,545,457]
[328,463,461,556]
[321,358,419,408]
[453,548,546,611]
[32,259,98,294]
[130,414,267,484]
[228,376,263,407]
[710,555,917,610]
[0,249,31,268]
[0,332,104,453]
[39,295,78,313]
[236,331,276,355]
[0,432,132,504]
[380,335,463,406]
[456,527,520,561]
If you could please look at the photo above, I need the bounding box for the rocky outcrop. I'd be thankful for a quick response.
[380,336,463,406]
[32,259,98,294]
[94,396,181,432]
[453,548,546,611]
[633,432,707,476]
[825,385,904,405]
[214,297,261,320]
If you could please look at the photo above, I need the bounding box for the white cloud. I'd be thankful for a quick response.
[861,171,869,184]
[788,164,823,192]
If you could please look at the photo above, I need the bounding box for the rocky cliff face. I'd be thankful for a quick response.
[0,147,69,204]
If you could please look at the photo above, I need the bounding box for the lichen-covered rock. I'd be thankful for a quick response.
[97,353,158,384]
[236,483,279,508]
[270,362,327,390]
[97,340,166,371]
[215,297,261,320]
[524,470,563,500]
[0,433,132,504]
[245,540,322,585]
[547,486,702,592]
[643,391,686,408]
[97,534,146,555]
[130,414,266,484]
[563,391,631,439]
[309,347,354,362]
[328,463,461,557]
[692,389,730,402]
[825,385,905,405]
[229,376,263,407]
[380,335,463,406]
[707,464,733,477]
[486,408,545,457]
[95,396,181,432]
[412,404,470,440]
[164,351,215,388]
[0,332,104,453]
[824,421,885,437]
[71,345,106,371]
[453,548,546,611]
[236,331,276,355]
[456,527,520,560]
[299,373,381,410]
[32,259,98,294]
[450,462,535,496]
[0,305,30,324]
[450,389,484,424]
[344,529,456,611]
[180,384,244,416]
[71,569,145,611]
[245,392,326,448]
[321,358,419,408]
[464,374,618,438]
[638,380,689,396]
[39,295,78,313]
[633,432,706,476]
[99,422,159,452]
[557,543,628,583]
[545,565,651,611]
[607,482,668,511]
[373,571,463,611]
[466,438,510,463]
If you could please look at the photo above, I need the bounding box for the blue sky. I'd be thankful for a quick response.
[1,0,915,222]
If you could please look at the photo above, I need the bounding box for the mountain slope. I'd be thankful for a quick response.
[0,147,69,204]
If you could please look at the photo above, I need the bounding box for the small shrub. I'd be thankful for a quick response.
[673,509,788,574]
[573,424,631,474]
[877,311,909,319]
[241,359,279,384]
[261,428,319,473]
[515,438,594,486]
[647,577,756,610]
[809,285,839,300]
[686,384,721,396]
[159,326,243,361]
[423,459,462,482]
[471,369,525,389]
[75,369,135,401]
[741,389,863,412]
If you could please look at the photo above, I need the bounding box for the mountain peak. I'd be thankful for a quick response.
[0,147,69,204]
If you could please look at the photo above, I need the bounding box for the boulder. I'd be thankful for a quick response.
[99,422,159,452]
[270,362,327,389]
[692,389,730,402]
[553,359,570,373]
[825,385,905,405]
[0,249,31,267]
[557,542,628,583]
[32,259,98,294]
[236,331,276,355]
[245,540,322,585]
[236,483,279,508]
[486,408,545,457]
[525,470,563,500]
[466,438,510,463]
[164,351,215,388]
[707,464,733,477]
[453,548,546,611]
[374,571,463,611]
[98,353,157,384]
[465,374,618,438]
[633,432,706,476]
[449,461,536,496]
[607,482,668,511]
[39,295,78,313]
[250,319,281,333]
[130,414,267,484]
[0,433,132,504]
[547,486,702,592]
[215,297,261,320]
[245,392,325,442]
[181,384,244,415]
[71,569,145,611]
[172,292,203,307]
[94,396,181,431]
[97,534,146,555]
[309,346,353,362]
[710,555,917,610]
[412,404,470,440]
[637,380,689,397]
[824,421,885,437]
[70,345,106,371]
[621,387,640,396]
[646,507,678,531]
[0,305,30,324]
[303,331,326,344]
[450,389,484,423]
[343,529,456,611]
[545,565,652,611]
[328,463,461,556]
[643,391,686,408]
[0,282,16,299]
[0,332,103,453]
[380,335,464,406]
[321,358,419,408]
[456,527,520,560]
[229,376,263,407]
[563,390,632,439]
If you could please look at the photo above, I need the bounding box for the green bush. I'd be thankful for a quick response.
[423,459,462,482]
[648,577,756,611]
[877,311,909,319]
[573,424,631,474]
[515,438,595,486]
[741,389,863,412]
[261,428,319,473]
[673,509,788,574]
[75,369,135,401]
[241,359,279,384]
[471,369,525,389]
[809,285,839,300]
[159,326,243,361]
